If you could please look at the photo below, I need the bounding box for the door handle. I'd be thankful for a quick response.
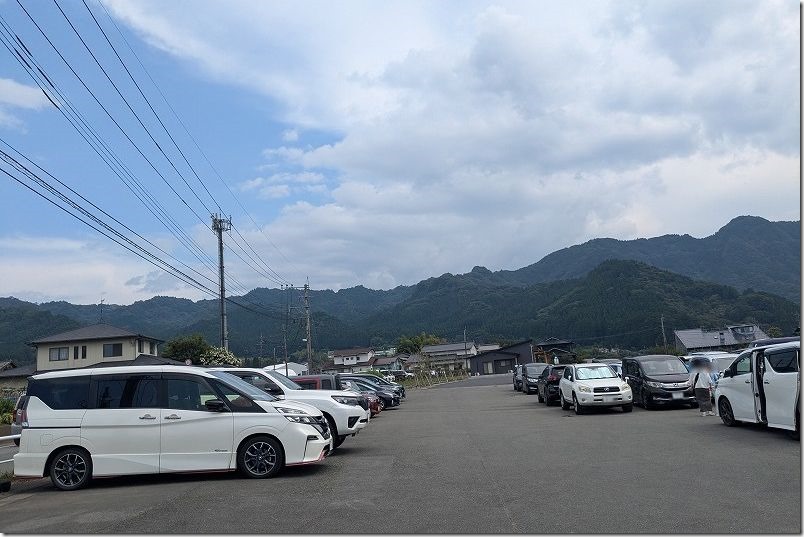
[764,380,770,384]
[139,414,156,420]
[744,380,751,383]
[164,414,181,420]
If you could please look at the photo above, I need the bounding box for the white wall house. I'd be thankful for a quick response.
[323,347,375,373]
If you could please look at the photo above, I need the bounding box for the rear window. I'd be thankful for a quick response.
[95,375,160,409]
[28,376,91,410]
[322,378,332,389]
[294,379,317,390]
[766,350,799,374]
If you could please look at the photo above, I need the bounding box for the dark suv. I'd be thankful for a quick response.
[535,365,565,405]
[521,363,549,395]
[622,355,695,409]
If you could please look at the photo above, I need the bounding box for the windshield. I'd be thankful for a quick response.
[265,371,303,390]
[575,366,617,380]
[640,358,688,375]
[525,365,547,375]
[209,371,277,401]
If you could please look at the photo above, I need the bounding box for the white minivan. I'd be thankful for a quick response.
[211,367,369,448]
[14,366,332,490]
[714,341,800,437]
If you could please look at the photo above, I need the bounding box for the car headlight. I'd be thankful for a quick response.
[275,406,309,415]
[621,383,630,391]
[275,406,318,423]
[331,395,359,406]
[577,384,592,393]
[527,376,539,381]
[646,381,662,388]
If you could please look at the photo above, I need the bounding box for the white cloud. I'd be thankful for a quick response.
[0,78,52,129]
[281,128,299,142]
[258,184,290,199]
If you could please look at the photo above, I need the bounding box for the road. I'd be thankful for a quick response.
[0,374,799,533]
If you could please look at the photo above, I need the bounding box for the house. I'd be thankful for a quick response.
[321,347,376,374]
[29,323,163,372]
[0,363,34,390]
[477,343,501,353]
[263,362,309,376]
[674,325,769,354]
[371,354,408,372]
[469,340,533,375]
[533,337,577,364]
[420,342,478,371]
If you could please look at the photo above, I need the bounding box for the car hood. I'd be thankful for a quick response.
[287,389,361,400]
[644,374,690,383]
[574,377,624,387]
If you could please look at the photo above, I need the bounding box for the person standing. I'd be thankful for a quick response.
[693,360,715,416]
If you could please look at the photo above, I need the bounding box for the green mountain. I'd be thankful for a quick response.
[0,216,798,365]
[489,216,801,301]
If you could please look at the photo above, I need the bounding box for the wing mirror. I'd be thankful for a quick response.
[205,399,227,412]
[623,376,629,382]
[722,370,733,379]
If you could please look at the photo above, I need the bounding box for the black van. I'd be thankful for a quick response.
[621,355,695,409]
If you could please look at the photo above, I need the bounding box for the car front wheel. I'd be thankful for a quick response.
[573,394,584,415]
[50,447,92,491]
[621,403,633,413]
[537,388,544,403]
[238,436,284,478]
[560,391,570,410]
[718,398,737,427]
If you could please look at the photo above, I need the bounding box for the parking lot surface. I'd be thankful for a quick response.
[0,374,799,534]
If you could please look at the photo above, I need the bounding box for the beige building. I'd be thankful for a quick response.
[31,324,163,372]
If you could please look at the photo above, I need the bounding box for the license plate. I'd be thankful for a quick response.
[603,395,617,402]
[671,391,683,400]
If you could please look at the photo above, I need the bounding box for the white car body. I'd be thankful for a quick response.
[714,341,800,432]
[212,368,369,440]
[14,366,331,485]
[558,363,633,413]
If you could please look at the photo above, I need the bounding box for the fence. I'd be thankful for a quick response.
[403,368,470,389]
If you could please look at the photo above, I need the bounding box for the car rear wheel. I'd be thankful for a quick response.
[621,403,633,413]
[573,393,584,415]
[238,436,284,478]
[718,398,737,427]
[333,435,347,448]
[49,447,92,491]
[641,391,653,410]
[537,388,544,403]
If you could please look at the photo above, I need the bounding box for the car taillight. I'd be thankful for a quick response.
[19,408,28,427]
[547,375,558,381]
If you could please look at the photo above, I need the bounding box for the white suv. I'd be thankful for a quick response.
[213,368,369,448]
[559,363,633,414]
[14,366,332,490]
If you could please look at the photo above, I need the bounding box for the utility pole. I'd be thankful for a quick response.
[463,327,468,371]
[661,314,668,350]
[99,298,104,323]
[304,279,312,365]
[257,333,265,368]
[212,214,232,350]
[283,284,289,376]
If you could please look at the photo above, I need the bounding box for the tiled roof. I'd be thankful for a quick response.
[30,324,162,345]
[422,342,475,354]
[675,325,768,350]
[331,347,372,357]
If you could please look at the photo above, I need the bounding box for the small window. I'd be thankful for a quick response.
[95,375,159,409]
[734,355,752,376]
[766,350,798,374]
[210,379,260,412]
[49,347,69,361]
[166,377,217,411]
[28,376,90,410]
[137,340,144,353]
[103,343,123,358]
[81,346,87,359]
[73,346,79,360]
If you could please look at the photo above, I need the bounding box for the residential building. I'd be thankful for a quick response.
[263,362,309,376]
[674,324,769,354]
[469,340,533,375]
[322,347,376,374]
[421,342,478,371]
[372,354,408,371]
[533,337,577,364]
[477,343,501,353]
[29,323,163,372]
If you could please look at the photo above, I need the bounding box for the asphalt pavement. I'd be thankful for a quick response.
[0,373,799,533]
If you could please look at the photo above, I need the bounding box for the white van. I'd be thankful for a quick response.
[14,366,332,490]
[714,341,800,437]
[210,367,369,448]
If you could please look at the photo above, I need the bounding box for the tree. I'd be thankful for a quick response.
[766,326,783,338]
[199,346,242,367]
[396,333,443,354]
[161,334,211,364]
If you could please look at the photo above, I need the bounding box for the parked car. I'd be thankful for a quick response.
[558,363,633,414]
[293,374,340,390]
[513,365,523,391]
[621,355,694,409]
[340,379,382,417]
[344,373,405,399]
[535,365,565,405]
[341,377,400,409]
[14,366,332,490]
[11,394,25,446]
[715,341,800,438]
[211,368,368,448]
[592,358,623,378]
[521,363,549,395]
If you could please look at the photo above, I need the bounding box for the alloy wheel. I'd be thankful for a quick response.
[718,398,736,427]
[243,441,278,476]
[53,451,88,489]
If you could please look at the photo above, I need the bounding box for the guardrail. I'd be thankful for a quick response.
[0,434,20,443]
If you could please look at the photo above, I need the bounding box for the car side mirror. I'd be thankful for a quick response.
[623,376,629,382]
[722,370,733,379]
[205,399,227,412]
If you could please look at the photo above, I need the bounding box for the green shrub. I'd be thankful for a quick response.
[0,412,12,425]
[0,399,14,414]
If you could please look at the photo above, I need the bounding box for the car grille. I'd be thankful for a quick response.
[311,416,331,439]
[593,386,620,393]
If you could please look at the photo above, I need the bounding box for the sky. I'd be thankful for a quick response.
[0,0,799,305]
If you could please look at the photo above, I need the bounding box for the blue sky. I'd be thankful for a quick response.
[0,0,799,304]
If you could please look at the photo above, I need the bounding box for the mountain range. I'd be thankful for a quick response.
[0,215,799,365]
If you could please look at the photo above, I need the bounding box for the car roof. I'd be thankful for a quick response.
[30,365,213,380]
[630,354,681,361]
[762,341,800,353]
[572,362,617,368]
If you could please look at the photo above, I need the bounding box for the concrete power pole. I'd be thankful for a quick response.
[283,284,289,376]
[304,280,312,365]
[212,214,232,350]
[661,314,668,350]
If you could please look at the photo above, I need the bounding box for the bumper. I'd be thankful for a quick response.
[647,389,695,404]
[13,452,46,478]
[286,435,331,466]
[576,391,633,406]
[337,407,369,435]
[544,385,561,401]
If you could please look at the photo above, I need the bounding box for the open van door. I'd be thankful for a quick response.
[762,347,799,431]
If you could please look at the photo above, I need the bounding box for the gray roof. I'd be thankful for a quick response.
[0,363,35,378]
[0,361,16,371]
[331,347,372,357]
[474,339,532,358]
[422,342,476,354]
[535,337,573,347]
[372,355,406,366]
[30,323,162,345]
[674,325,769,350]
